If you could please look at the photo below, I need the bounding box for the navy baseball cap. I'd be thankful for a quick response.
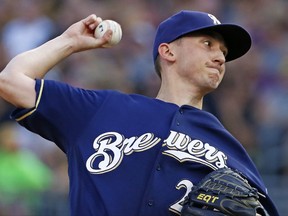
[153,10,251,62]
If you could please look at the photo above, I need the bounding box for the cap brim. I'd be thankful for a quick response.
[196,24,251,62]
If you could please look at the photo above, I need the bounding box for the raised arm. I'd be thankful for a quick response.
[0,14,112,108]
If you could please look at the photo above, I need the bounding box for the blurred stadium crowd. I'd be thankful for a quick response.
[0,0,287,215]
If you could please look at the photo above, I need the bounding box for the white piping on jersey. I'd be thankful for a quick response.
[16,79,44,121]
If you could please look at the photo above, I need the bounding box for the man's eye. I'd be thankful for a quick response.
[204,41,211,46]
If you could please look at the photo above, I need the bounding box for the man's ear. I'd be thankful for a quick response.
[158,43,176,62]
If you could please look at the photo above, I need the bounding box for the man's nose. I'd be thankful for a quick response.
[212,49,226,66]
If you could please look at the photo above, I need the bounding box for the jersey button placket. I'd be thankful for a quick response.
[176,108,184,126]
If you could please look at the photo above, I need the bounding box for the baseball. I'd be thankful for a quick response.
[94,20,122,47]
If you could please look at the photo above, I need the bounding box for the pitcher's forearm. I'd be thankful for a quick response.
[0,14,111,108]
[0,35,74,108]
[6,34,74,79]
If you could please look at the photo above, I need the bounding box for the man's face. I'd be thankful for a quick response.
[170,31,228,95]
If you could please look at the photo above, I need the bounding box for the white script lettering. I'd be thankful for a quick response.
[86,132,161,174]
[163,131,227,169]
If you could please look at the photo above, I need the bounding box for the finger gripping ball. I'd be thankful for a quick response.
[94,20,122,47]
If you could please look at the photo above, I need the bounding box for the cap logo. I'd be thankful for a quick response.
[208,14,221,25]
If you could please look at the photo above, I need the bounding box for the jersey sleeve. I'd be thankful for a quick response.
[11,79,110,153]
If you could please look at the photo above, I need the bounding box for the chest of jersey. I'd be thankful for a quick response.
[65,97,240,215]
[13,81,265,216]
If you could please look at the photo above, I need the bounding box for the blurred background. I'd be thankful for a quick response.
[0,0,287,215]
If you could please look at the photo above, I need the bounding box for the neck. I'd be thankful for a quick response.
[156,83,204,109]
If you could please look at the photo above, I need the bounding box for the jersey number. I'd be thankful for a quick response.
[169,179,194,215]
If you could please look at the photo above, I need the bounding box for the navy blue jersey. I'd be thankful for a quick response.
[11,79,279,216]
